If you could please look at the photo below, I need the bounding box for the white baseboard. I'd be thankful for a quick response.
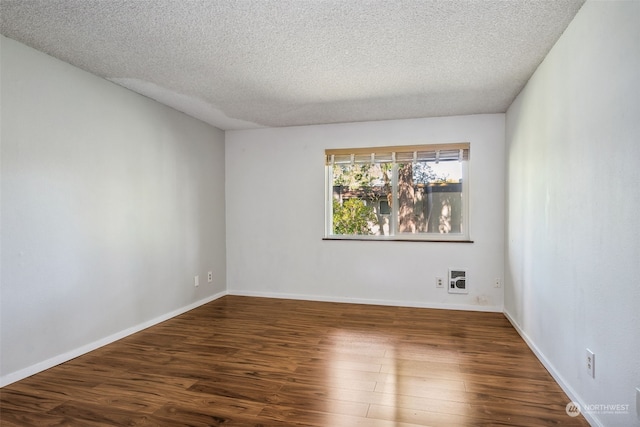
[0,291,228,388]
[503,310,601,427]
[228,289,502,312]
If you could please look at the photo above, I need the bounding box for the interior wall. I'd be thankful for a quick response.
[226,114,505,311]
[0,36,226,384]
[504,2,640,426]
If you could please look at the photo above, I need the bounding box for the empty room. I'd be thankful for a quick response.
[1,0,638,426]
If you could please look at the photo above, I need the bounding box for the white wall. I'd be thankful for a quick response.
[226,114,504,311]
[504,2,640,426]
[0,36,226,385]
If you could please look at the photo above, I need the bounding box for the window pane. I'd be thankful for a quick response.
[397,160,464,235]
[331,162,392,235]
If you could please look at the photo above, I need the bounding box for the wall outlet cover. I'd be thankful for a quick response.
[586,349,595,378]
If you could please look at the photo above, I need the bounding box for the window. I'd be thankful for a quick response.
[325,143,470,241]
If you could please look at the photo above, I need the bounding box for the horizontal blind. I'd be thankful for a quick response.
[331,152,394,164]
[326,143,469,165]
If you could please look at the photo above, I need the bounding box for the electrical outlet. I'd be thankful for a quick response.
[208,271,213,283]
[436,277,444,288]
[586,349,595,378]
[194,275,199,287]
[494,278,501,288]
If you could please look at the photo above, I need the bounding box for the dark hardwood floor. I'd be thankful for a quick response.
[1,295,590,426]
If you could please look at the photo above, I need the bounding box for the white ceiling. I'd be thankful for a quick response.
[0,0,584,131]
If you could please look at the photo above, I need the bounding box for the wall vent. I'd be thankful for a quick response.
[448,269,468,294]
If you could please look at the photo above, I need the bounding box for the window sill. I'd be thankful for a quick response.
[323,236,474,243]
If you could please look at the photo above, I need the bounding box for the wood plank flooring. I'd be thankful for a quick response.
[1,295,590,426]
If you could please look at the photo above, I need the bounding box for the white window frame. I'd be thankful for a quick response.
[324,143,471,242]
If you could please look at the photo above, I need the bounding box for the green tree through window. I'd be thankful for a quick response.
[332,199,378,235]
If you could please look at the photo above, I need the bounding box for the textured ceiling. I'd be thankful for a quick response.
[0,0,584,130]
